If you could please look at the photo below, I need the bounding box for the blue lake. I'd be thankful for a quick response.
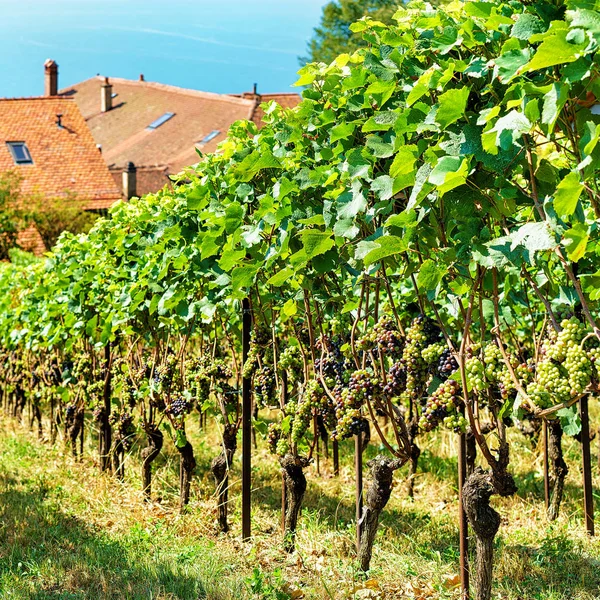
[0,0,328,97]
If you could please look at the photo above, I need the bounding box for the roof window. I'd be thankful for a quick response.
[147,112,175,130]
[199,130,220,144]
[6,142,33,165]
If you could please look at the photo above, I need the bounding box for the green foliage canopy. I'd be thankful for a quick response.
[1,0,599,392]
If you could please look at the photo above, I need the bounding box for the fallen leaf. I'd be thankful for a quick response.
[365,579,380,590]
[444,574,461,588]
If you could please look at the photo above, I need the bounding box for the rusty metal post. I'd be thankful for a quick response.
[242,298,252,541]
[580,396,595,536]
[543,419,550,510]
[333,439,339,476]
[281,370,288,534]
[355,433,363,552]
[458,426,470,599]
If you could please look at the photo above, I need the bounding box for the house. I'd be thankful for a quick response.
[0,64,122,254]
[57,68,301,197]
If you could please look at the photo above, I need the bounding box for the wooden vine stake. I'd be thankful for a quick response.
[580,396,595,536]
[242,297,252,541]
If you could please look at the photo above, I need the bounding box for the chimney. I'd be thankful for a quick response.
[101,77,113,112]
[242,83,260,101]
[123,162,137,200]
[44,59,58,97]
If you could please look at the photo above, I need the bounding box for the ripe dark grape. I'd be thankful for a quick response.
[255,365,277,408]
[438,349,458,380]
[267,422,282,455]
[384,361,406,397]
[166,395,190,418]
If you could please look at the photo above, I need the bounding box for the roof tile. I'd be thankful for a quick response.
[0,97,122,209]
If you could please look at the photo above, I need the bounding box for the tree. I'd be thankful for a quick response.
[0,171,26,260]
[302,0,398,64]
[29,193,99,249]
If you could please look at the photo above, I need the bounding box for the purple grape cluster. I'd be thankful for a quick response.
[384,361,406,397]
[438,348,458,380]
[166,395,190,418]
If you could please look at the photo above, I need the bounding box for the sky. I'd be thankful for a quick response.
[0,0,328,97]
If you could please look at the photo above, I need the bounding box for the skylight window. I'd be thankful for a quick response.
[6,142,33,165]
[199,130,220,144]
[147,112,175,130]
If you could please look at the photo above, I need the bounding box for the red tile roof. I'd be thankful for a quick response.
[60,77,302,195]
[232,92,302,126]
[61,77,257,175]
[0,97,122,210]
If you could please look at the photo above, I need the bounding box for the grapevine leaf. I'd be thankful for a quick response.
[557,406,581,437]
[371,175,395,201]
[330,122,356,143]
[428,156,469,196]
[553,171,584,217]
[511,13,546,40]
[417,259,448,291]
[563,223,589,262]
[526,26,589,71]
[299,230,334,259]
[362,235,408,267]
[435,87,470,130]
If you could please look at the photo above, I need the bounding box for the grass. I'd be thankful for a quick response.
[0,411,599,600]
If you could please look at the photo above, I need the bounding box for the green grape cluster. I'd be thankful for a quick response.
[289,379,336,445]
[151,354,178,395]
[545,317,587,361]
[242,346,260,380]
[242,326,271,380]
[482,342,516,399]
[187,356,234,406]
[483,343,503,381]
[419,379,466,433]
[564,343,591,395]
[112,366,138,409]
[421,342,445,366]
[527,360,570,408]
[465,357,485,393]
[589,346,600,382]
[291,382,318,445]
[109,411,136,449]
[87,379,104,403]
[527,317,594,409]
[402,316,442,403]
[278,345,303,382]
